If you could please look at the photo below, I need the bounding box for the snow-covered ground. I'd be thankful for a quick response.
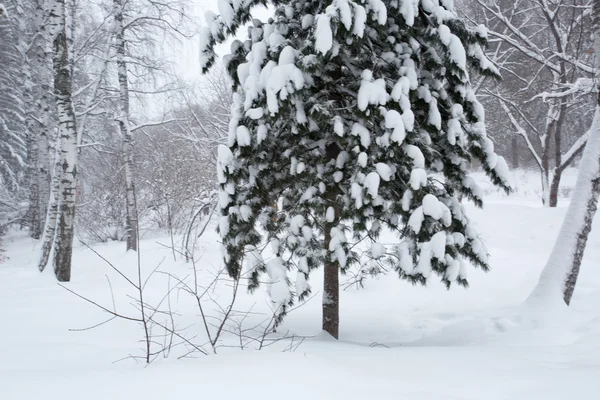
[1,169,599,399]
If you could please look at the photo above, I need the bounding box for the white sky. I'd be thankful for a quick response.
[173,0,272,83]
[134,0,272,118]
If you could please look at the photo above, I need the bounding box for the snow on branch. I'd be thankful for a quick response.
[474,0,593,75]
[497,97,543,169]
[129,119,181,132]
[559,129,590,171]
[531,78,595,102]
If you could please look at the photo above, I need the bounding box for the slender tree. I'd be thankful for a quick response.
[112,0,139,251]
[39,0,78,281]
[16,0,55,239]
[106,0,190,251]
[202,0,510,338]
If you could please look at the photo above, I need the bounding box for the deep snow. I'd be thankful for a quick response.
[1,169,599,399]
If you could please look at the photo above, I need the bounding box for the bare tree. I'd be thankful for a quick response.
[528,0,600,305]
[465,0,594,206]
[109,0,192,251]
[113,0,139,251]
[58,0,195,249]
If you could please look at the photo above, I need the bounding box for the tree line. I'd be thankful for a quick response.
[0,0,225,280]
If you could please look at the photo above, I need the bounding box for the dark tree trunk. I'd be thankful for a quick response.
[511,135,519,168]
[549,169,562,207]
[541,128,551,206]
[322,143,341,339]
[322,207,340,339]
[549,102,566,208]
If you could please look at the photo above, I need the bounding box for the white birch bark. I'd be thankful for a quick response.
[16,0,54,240]
[38,147,60,272]
[114,0,138,252]
[42,0,78,281]
[35,0,54,232]
[528,0,600,306]
[13,1,42,239]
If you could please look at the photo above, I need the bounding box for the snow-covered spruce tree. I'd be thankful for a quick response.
[201,0,510,338]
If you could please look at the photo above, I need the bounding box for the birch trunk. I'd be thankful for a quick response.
[528,0,600,306]
[37,14,54,223]
[20,1,52,239]
[37,112,52,226]
[114,0,138,251]
[16,2,41,238]
[27,122,41,239]
[38,149,60,271]
[37,0,59,271]
[49,0,77,282]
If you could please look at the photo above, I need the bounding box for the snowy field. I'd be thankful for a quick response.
[1,168,599,399]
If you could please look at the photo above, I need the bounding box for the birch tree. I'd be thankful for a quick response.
[106,0,191,251]
[465,0,594,206]
[39,0,78,281]
[528,0,600,306]
[112,0,138,251]
[16,0,55,239]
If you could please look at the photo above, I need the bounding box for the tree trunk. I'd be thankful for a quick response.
[20,1,52,239]
[529,107,600,306]
[322,227,340,339]
[30,85,53,241]
[37,0,61,271]
[322,143,341,339]
[27,126,41,239]
[37,121,52,226]
[563,174,600,304]
[114,0,138,252]
[38,135,60,271]
[540,167,550,206]
[539,103,558,207]
[322,212,340,339]
[549,168,562,207]
[37,21,54,228]
[50,0,77,282]
[511,135,519,168]
[549,103,567,208]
